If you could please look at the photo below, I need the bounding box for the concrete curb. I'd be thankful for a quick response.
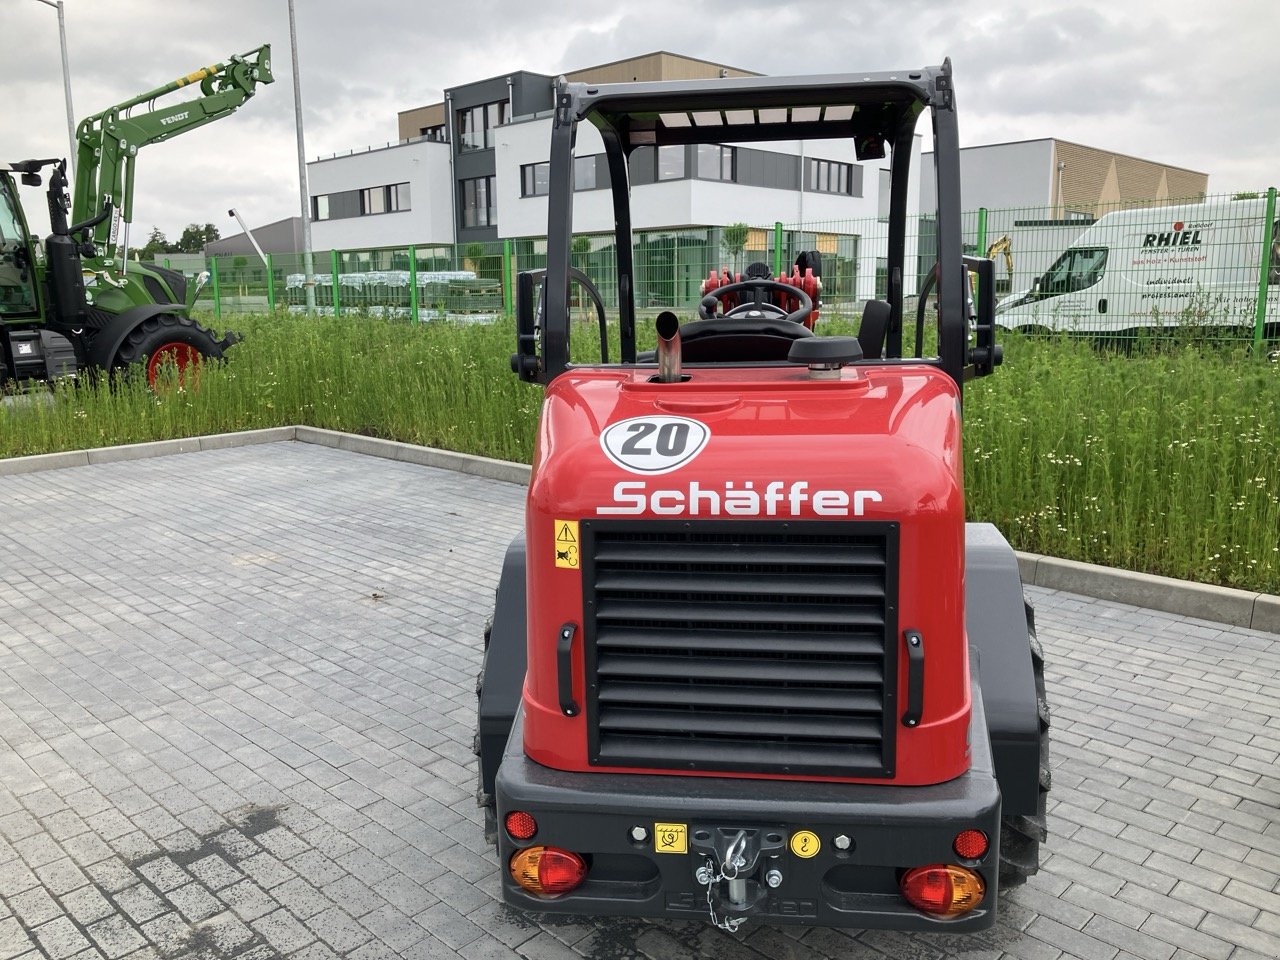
[292,426,531,484]
[0,427,297,477]
[1014,551,1274,632]
[1,427,1275,634]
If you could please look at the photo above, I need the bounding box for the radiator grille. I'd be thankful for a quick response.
[582,520,898,778]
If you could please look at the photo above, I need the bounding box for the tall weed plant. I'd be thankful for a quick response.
[1,314,1277,593]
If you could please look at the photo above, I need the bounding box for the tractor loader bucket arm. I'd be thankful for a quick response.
[70,44,274,254]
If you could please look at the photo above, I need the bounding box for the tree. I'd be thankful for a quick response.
[177,222,221,254]
[721,222,751,274]
[464,241,486,275]
[132,226,177,261]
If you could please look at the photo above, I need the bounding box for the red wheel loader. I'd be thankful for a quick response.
[476,59,1050,933]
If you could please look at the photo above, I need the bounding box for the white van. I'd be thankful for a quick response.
[995,197,1280,336]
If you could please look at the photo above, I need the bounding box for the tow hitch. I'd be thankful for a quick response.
[691,827,787,932]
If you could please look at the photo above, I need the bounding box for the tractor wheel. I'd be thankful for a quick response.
[475,618,497,848]
[112,314,227,390]
[999,604,1050,888]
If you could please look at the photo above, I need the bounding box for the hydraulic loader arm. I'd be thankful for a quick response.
[70,44,273,258]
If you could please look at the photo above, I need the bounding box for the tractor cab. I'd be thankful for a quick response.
[0,166,41,320]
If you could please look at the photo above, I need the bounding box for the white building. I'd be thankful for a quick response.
[303,52,917,305]
[920,139,1208,295]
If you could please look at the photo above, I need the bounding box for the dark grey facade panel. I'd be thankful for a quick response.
[630,147,656,186]
[447,75,511,111]
[458,224,499,243]
[206,217,304,257]
[511,71,556,117]
[329,190,361,220]
[736,147,800,191]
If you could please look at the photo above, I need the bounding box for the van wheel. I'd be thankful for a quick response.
[999,604,1050,888]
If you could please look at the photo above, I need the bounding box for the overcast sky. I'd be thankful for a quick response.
[2,0,1276,241]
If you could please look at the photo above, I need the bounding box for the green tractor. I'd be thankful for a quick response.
[0,44,272,389]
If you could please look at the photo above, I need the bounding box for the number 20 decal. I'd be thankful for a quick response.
[600,416,710,475]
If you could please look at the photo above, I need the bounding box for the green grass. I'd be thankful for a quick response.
[3,313,1277,593]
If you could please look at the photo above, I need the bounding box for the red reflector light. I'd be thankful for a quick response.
[505,811,538,840]
[900,864,986,918]
[510,846,587,897]
[953,829,989,860]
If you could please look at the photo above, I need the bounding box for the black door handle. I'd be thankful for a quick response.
[557,623,579,717]
[901,630,924,727]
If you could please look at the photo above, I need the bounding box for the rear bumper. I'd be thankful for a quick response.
[495,679,1002,930]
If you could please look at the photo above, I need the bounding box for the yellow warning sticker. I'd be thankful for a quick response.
[790,830,821,858]
[654,823,687,854]
[554,520,579,569]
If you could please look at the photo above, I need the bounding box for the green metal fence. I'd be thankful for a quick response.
[180,188,1280,347]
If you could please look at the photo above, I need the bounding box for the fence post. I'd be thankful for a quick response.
[210,257,222,321]
[408,245,419,323]
[266,253,276,313]
[773,222,784,276]
[330,249,341,317]
[503,239,514,319]
[974,207,989,303]
[1254,186,1276,350]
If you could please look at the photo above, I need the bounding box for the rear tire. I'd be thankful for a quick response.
[112,314,227,389]
[476,614,497,848]
[999,604,1050,888]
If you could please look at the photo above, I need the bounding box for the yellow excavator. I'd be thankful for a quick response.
[986,234,1013,292]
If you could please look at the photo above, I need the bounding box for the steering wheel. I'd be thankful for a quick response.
[698,278,813,326]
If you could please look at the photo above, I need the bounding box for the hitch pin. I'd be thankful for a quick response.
[725,830,747,875]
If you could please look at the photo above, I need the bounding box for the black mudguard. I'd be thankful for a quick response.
[964,522,1040,817]
[85,303,191,370]
[477,533,529,801]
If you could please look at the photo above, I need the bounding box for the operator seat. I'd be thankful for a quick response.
[677,315,813,362]
[858,299,891,360]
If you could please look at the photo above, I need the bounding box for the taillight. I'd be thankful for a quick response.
[900,864,985,918]
[510,846,587,897]
[505,810,538,841]
[953,829,989,860]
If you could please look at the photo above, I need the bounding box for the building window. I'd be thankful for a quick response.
[457,100,507,152]
[658,144,685,181]
[388,182,410,212]
[697,144,735,182]
[574,155,597,191]
[420,125,446,142]
[360,187,386,216]
[461,176,496,227]
[806,158,855,195]
[521,162,549,197]
[311,195,330,221]
[522,157,605,196]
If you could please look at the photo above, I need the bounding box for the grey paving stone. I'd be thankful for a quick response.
[137,913,188,955]
[0,919,35,960]
[112,885,168,926]
[164,882,222,923]
[32,917,91,960]
[217,880,278,924]
[85,915,146,960]
[9,886,62,927]
[61,885,115,926]
[250,908,315,953]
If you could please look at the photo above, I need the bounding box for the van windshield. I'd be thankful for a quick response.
[1038,247,1107,298]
